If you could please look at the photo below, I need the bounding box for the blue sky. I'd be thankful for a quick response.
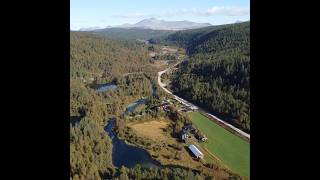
[71,0,250,30]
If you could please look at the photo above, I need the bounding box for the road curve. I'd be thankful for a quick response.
[157,60,250,140]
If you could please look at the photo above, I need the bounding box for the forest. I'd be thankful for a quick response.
[70,32,156,179]
[151,22,250,132]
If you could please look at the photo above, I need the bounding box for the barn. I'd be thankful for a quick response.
[188,144,204,159]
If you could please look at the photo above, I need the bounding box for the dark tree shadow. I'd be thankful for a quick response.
[86,82,105,90]
[70,116,82,126]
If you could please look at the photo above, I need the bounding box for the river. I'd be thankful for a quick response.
[96,83,117,92]
[105,118,161,168]
[123,98,148,117]
[104,83,161,168]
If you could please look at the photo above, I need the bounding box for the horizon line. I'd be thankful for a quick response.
[71,18,250,31]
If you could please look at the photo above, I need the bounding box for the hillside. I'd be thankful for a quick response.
[153,22,250,133]
[70,32,151,81]
[70,32,157,179]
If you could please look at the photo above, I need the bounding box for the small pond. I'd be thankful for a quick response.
[96,83,117,92]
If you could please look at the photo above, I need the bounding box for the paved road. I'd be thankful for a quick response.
[157,60,250,140]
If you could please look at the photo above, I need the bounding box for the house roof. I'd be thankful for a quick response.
[181,129,188,134]
[183,124,195,131]
[188,144,203,158]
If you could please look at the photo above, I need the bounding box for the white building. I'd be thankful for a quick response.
[188,144,204,159]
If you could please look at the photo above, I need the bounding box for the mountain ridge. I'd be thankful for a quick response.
[116,18,212,30]
[78,18,212,31]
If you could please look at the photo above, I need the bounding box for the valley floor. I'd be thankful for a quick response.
[156,52,250,179]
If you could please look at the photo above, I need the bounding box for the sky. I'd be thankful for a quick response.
[70,0,250,30]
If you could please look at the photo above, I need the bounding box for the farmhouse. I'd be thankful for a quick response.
[188,144,204,159]
[180,130,189,142]
[156,102,171,111]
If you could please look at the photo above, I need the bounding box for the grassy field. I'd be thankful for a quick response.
[127,119,203,169]
[188,112,250,178]
[130,120,169,141]
[126,118,235,179]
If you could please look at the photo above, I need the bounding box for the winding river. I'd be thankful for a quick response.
[104,83,161,168]
[105,118,161,168]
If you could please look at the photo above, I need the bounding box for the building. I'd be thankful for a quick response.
[156,102,171,111]
[188,144,204,159]
[180,130,189,142]
[200,135,208,142]
[189,106,199,111]
[183,124,196,133]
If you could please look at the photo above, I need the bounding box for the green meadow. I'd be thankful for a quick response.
[189,112,250,178]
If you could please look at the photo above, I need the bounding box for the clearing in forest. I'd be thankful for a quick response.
[130,120,169,141]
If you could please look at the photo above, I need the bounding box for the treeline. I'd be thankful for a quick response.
[148,23,236,47]
[93,27,174,40]
[152,22,250,132]
[114,165,220,180]
[153,53,177,61]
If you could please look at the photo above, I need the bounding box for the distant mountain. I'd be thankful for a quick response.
[93,27,174,40]
[79,26,102,31]
[116,18,211,30]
